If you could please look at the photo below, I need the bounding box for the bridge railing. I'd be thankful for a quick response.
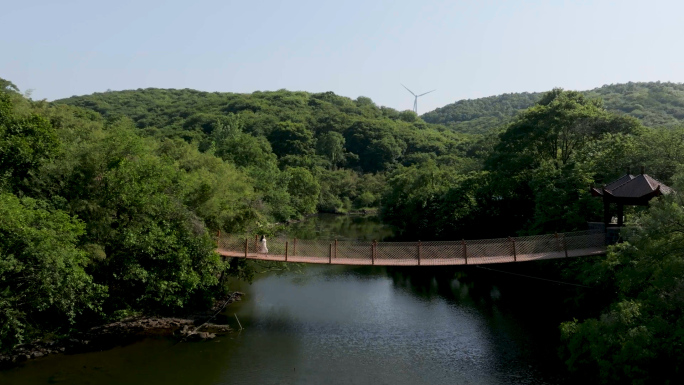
[216,230,606,265]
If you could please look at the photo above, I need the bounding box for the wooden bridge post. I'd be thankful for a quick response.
[285,241,289,262]
[244,238,248,258]
[509,237,517,262]
[562,234,569,258]
[462,239,467,265]
[217,230,221,246]
[555,232,562,253]
[417,240,422,266]
[371,240,376,265]
[553,233,563,251]
[329,243,333,264]
[334,239,338,259]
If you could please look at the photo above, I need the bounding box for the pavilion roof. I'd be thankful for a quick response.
[591,173,673,199]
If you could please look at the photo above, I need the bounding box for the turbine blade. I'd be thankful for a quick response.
[401,84,416,96]
[418,89,436,97]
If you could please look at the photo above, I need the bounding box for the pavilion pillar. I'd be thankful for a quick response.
[603,199,611,229]
[617,203,624,227]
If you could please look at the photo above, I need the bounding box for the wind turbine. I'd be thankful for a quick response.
[402,84,435,114]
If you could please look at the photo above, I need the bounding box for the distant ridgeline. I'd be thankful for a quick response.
[421,82,684,134]
[56,82,684,138]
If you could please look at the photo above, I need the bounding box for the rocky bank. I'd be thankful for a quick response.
[0,292,243,368]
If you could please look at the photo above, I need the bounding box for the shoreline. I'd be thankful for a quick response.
[0,292,243,369]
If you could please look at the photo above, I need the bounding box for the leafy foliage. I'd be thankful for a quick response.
[560,184,684,384]
[422,92,541,134]
[0,87,263,350]
[0,93,59,189]
[423,82,684,134]
[56,87,470,217]
[383,89,648,239]
[0,193,104,350]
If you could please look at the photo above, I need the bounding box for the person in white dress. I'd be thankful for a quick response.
[259,235,268,254]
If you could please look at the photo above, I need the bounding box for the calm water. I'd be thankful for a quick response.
[283,213,396,241]
[1,215,570,385]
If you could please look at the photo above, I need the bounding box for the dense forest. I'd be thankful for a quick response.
[422,82,684,134]
[56,87,474,221]
[3,77,684,383]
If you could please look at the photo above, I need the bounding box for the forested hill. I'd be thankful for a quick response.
[55,88,472,220]
[55,88,443,139]
[422,82,684,134]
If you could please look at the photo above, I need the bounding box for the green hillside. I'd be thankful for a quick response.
[55,88,473,219]
[422,82,684,134]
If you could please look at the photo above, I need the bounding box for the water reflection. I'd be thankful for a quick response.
[226,266,500,385]
[283,214,395,241]
[382,266,569,383]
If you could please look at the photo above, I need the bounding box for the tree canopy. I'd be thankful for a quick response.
[422,82,684,134]
[56,87,470,217]
[560,183,684,384]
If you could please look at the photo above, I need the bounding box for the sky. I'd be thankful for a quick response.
[2,0,684,114]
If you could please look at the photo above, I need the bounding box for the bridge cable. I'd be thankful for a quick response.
[475,266,593,289]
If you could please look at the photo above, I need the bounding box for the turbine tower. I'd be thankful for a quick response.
[402,84,435,114]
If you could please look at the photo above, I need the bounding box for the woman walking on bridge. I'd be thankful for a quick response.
[259,235,268,254]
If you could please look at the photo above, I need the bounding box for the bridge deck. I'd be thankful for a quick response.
[217,230,607,266]
[218,247,605,265]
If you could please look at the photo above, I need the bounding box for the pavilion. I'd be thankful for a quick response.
[591,169,673,228]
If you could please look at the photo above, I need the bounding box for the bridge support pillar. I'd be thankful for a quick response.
[417,241,422,266]
[462,239,467,265]
[555,232,569,257]
[509,237,516,262]
[285,241,289,262]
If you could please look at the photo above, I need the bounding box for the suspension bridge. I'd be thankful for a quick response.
[216,230,607,266]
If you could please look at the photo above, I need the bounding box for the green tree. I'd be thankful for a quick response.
[156,138,260,232]
[268,121,315,158]
[561,184,684,384]
[30,120,234,313]
[316,131,346,169]
[0,193,104,350]
[317,169,359,212]
[215,131,277,170]
[635,127,684,184]
[483,89,642,234]
[0,93,59,189]
[487,89,641,174]
[0,78,19,94]
[381,161,463,238]
[344,120,406,173]
[285,167,320,215]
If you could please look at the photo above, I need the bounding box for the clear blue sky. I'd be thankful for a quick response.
[2,0,683,114]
